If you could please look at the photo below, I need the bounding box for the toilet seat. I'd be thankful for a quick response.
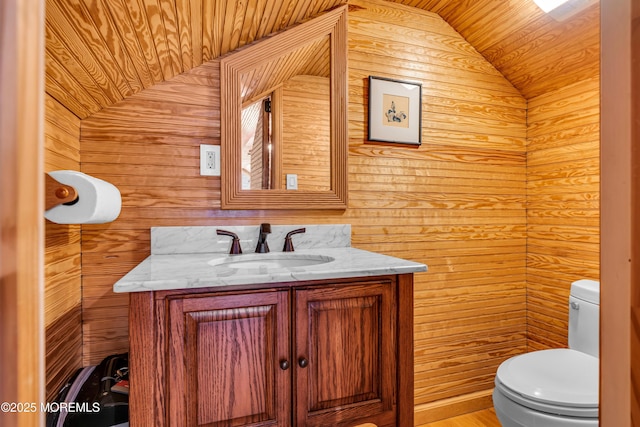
[495,348,599,418]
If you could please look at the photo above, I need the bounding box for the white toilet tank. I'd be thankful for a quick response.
[568,279,600,358]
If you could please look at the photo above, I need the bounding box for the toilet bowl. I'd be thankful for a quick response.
[492,279,600,427]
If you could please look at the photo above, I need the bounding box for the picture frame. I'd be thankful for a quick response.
[368,76,422,145]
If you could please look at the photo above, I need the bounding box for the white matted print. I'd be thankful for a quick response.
[368,76,422,145]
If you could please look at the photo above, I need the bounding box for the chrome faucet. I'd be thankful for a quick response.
[255,223,271,253]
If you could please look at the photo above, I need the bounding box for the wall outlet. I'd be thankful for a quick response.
[200,145,220,176]
[286,174,298,190]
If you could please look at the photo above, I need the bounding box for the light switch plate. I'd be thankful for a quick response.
[200,145,220,176]
[286,174,298,190]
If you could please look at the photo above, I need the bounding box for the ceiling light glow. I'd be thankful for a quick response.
[533,0,598,21]
[533,0,571,13]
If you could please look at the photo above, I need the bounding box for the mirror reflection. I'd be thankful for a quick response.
[242,97,272,189]
[240,36,331,191]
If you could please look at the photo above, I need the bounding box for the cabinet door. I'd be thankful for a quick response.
[168,291,291,427]
[294,280,397,426]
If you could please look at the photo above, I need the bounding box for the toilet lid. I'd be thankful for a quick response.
[496,349,599,408]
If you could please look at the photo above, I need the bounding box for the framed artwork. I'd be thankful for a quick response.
[368,76,422,145]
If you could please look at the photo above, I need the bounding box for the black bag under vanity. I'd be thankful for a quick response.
[47,353,130,427]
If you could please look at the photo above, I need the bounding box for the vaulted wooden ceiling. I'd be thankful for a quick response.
[45,0,599,119]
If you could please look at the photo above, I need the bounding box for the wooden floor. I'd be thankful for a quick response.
[417,408,501,427]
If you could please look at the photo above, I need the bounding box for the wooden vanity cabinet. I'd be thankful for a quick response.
[167,291,291,426]
[129,274,415,427]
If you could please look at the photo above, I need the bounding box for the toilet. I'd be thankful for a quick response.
[493,279,600,427]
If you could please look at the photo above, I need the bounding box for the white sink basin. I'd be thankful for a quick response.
[208,253,334,270]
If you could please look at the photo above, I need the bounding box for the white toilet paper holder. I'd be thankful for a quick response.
[45,173,79,210]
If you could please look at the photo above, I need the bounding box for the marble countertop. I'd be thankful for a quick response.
[113,247,427,293]
[113,225,427,293]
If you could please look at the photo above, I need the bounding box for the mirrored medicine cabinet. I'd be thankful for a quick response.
[220,5,348,210]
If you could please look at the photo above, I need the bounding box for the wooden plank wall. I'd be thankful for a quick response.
[79,62,223,361]
[526,76,600,350]
[77,0,527,421]
[44,94,83,400]
[282,75,331,191]
[348,2,527,421]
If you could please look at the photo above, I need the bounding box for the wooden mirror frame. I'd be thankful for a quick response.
[220,5,348,210]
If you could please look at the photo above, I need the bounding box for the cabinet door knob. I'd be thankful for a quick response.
[298,357,309,368]
[279,360,290,370]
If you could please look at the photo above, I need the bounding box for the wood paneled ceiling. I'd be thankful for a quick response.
[45,0,599,119]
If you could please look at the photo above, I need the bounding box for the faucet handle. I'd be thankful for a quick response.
[217,229,242,254]
[283,228,306,252]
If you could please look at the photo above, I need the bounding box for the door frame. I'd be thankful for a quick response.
[0,0,45,426]
[600,0,638,425]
